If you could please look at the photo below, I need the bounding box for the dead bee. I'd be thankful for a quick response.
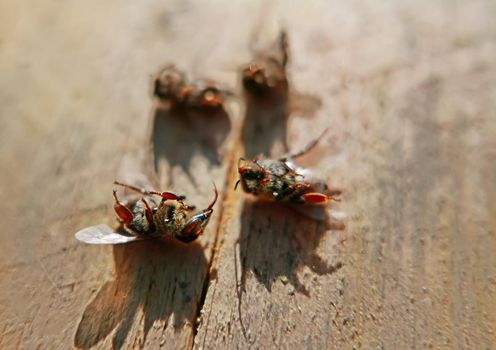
[242,31,289,97]
[235,129,341,205]
[153,64,187,103]
[182,80,228,108]
[154,65,230,109]
[75,181,218,244]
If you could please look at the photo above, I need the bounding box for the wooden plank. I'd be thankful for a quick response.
[0,1,248,349]
[194,1,496,349]
[1,1,495,349]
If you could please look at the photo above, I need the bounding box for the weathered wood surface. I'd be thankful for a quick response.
[1,1,495,349]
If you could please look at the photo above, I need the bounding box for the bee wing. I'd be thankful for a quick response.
[284,160,330,192]
[291,206,346,229]
[284,159,318,178]
[286,160,344,196]
[291,204,329,221]
[75,224,143,244]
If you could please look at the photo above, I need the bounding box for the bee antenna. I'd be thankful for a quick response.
[207,183,218,210]
[234,179,241,190]
[288,127,330,159]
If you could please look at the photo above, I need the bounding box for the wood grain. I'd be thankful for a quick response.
[0,1,495,349]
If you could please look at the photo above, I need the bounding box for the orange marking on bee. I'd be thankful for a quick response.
[114,203,134,223]
[113,190,134,223]
[159,192,181,200]
[302,192,329,204]
[141,199,154,223]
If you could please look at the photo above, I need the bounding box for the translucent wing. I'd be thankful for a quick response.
[290,204,328,222]
[285,159,342,196]
[75,224,143,244]
[290,205,346,229]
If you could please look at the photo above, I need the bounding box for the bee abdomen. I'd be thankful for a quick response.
[153,205,176,237]
[272,182,296,201]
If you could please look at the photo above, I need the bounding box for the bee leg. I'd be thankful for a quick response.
[327,188,343,197]
[179,86,193,103]
[282,127,329,160]
[274,186,296,201]
[175,209,213,243]
[277,183,310,202]
[253,176,270,195]
[301,192,340,204]
[114,181,185,202]
[141,198,154,223]
[301,192,328,204]
[113,190,134,224]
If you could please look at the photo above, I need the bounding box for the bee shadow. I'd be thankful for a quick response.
[237,200,344,297]
[242,88,289,159]
[74,239,207,349]
[151,105,231,186]
[241,82,322,159]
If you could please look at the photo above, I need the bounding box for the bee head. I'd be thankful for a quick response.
[242,63,267,95]
[236,158,266,193]
[154,65,186,101]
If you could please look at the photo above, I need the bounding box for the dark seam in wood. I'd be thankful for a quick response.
[191,135,242,349]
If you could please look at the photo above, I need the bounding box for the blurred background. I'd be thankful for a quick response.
[0,1,495,349]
